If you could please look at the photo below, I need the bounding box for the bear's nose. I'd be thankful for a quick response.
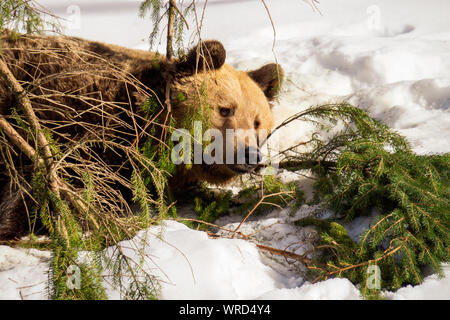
[244,146,263,168]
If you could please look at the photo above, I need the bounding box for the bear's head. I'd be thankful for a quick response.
[168,40,283,187]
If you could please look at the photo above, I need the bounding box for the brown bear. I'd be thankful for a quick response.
[0,31,282,239]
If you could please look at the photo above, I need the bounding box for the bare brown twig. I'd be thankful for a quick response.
[231,190,293,238]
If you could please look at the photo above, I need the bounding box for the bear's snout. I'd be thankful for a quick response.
[227,146,262,174]
[244,146,262,168]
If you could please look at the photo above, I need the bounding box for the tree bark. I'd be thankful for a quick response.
[164,0,176,114]
[166,0,176,60]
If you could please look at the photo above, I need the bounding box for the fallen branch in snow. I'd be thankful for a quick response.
[176,217,249,239]
[255,243,314,264]
[312,244,404,282]
[265,103,449,298]
[204,225,319,266]
[231,190,293,238]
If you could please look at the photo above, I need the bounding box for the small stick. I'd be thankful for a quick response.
[0,115,41,164]
[231,191,292,238]
[256,243,314,264]
[170,0,190,30]
[175,217,249,238]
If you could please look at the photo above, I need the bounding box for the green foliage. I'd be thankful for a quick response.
[176,92,187,103]
[139,0,194,56]
[296,218,356,249]
[0,0,59,35]
[136,100,177,218]
[288,103,449,297]
[26,137,107,299]
[31,168,52,234]
[49,193,107,300]
[5,0,446,301]
[102,244,161,300]
[236,174,305,216]
[192,186,232,230]
[176,175,304,232]
[139,95,161,118]
[139,0,162,50]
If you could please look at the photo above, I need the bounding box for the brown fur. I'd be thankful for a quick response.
[169,63,278,187]
[0,31,282,239]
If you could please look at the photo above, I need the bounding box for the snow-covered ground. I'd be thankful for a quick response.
[1,220,449,300]
[1,0,449,299]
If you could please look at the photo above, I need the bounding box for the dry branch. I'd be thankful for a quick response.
[256,243,314,264]
[0,35,170,241]
[231,190,293,238]
[0,58,60,197]
[0,56,103,221]
[0,110,88,217]
[0,114,38,162]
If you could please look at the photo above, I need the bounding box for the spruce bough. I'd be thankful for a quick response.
[289,103,449,297]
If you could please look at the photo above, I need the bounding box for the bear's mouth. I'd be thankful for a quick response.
[227,163,258,174]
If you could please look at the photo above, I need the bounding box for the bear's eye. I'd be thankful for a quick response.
[254,120,261,129]
[219,107,232,117]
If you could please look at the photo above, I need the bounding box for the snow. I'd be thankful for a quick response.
[1,222,449,300]
[257,278,361,300]
[210,0,450,154]
[382,264,450,300]
[0,246,51,299]
[1,0,449,299]
[100,220,284,299]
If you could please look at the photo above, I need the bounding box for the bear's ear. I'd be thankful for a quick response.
[176,40,226,73]
[247,63,283,101]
